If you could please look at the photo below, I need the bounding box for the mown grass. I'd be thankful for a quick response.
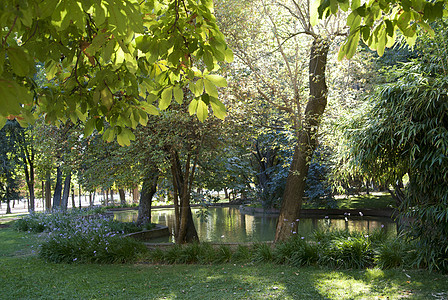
[333,193,395,210]
[1,224,448,299]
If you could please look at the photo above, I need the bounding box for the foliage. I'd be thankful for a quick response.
[0,0,232,145]
[0,121,21,207]
[344,20,448,272]
[273,235,319,267]
[304,148,336,208]
[375,235,415,269]
[13,208,151,234]
[317,0,447,59]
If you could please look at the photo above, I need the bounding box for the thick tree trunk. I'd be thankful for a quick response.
[52,167,63,209]
[275,38,329,242]
[137,169,159,225]
[61,172,71,211]
[6,199,11,214]
[119,189,126,205]
[171,150,199,244]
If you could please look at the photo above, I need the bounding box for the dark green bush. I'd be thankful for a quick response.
[375,236,413,269]
[273,236,319,267]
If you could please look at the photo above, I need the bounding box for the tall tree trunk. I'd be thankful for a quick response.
[45,173,51,211]
[137,169,159,225]
[61,172,71,211]
[52,166,63,209]
[6,199,11,214]
[133,186,140,203]
[119,189,126,205]
[275,38,329,242]
[171,151,199,244]
[71,188,75,208]
[110,189,114,205]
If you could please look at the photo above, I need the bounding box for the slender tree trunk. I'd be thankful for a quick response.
[110,189,114,206]
[137,169,159,225]
[275,38,329,242]
[61,172,71,211]
[53,167,63,209]
[45,173,51,211]
[119,189,126,205]
[133,186,140,203]
[71,188,75,208]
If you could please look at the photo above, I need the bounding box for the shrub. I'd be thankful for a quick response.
[231,245,252,263]
[39,232,148,264]
[374,236,413,269]
[252,243,273,263]
[273,236,319,267]
[318,234,374,269]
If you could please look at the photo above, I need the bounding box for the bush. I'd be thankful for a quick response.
[252,243,273,263]
[39,233,148,264]
[375,236,413,269]
[273,236,319,267]
[313,229,376,269]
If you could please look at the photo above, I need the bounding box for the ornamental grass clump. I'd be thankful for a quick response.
[273,235,319,267]
[315,230,375,269]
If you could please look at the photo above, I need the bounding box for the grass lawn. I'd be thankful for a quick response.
[334,193,396,210]
[1,224,448,299]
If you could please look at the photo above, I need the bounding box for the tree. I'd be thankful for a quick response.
[317,0,446,59]
[0,0,231,145]
[0,121,21,214]
[216,0,347,241]
[345,20,448,271]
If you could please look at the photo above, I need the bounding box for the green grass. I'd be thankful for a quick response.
[1,224,448,299]
[333,193,395,210]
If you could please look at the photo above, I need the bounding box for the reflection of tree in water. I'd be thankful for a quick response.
[113,208,396,242]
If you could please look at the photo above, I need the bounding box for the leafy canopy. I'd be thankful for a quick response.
[0,0,232,145]
[315,0,447,59]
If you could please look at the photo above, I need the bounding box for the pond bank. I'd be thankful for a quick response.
[238,205,396,218]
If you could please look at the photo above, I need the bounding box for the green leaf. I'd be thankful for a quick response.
[117,131,130,146]
[8,47,33,77]
[188,98,199,116]
[210,97,226,120]
[84,118,96,136]
[203,79,219,98]
[205,74,227,87]
[103,127,115,143]
[159,87,172,110]
[0,116,6,129]
[203,50,214,70]
[196,99,208,122]
[224,48,234,63]
[85,32,109,56]
[173,86,184,104]
[190,79,204,97]
[100,87,113,110]
[140,102,159,115]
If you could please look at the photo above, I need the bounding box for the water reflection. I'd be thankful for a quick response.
[114,206,396,243]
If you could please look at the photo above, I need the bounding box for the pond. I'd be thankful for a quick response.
[113,206,397,243]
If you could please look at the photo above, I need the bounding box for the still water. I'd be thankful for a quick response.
[114,206,396,243]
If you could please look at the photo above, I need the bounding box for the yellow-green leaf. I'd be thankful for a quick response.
[196,99,208,122]
[205,74,227,87]
[210,97,226,120]
[173,86,184,104]
[159,87,172,110]
[204,79,219,98]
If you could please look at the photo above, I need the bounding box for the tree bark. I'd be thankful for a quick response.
[45,173,51,211]
[61,172,71,211]
[137,168,159,225]
[110,189,115,206]
[119,189,126,205]
[171,150,199,244]
[52,166,63,209]
[275,38,330,242]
